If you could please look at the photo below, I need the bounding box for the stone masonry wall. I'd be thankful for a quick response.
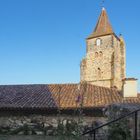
[89,80,111,88]
[0,115,106,135]
[81,34,126,90]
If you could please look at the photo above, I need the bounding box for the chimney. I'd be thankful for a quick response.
[123,78,138,98]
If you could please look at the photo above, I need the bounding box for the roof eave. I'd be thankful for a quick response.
[86,33,120,41]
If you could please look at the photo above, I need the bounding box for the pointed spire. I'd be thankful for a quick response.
[87,8,114,39]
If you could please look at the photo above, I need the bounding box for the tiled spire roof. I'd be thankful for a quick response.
[87,7,114,39]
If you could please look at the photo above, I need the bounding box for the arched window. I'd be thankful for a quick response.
[99,51,103,57]
[95,52,98,57]
[96,38,102,46]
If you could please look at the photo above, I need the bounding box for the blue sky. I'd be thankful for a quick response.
[0,0,139,91]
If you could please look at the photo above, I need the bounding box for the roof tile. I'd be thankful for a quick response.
[0,84,139,110]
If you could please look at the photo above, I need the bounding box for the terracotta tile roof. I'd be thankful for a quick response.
[87,8,114,39]
[0,83,140,110]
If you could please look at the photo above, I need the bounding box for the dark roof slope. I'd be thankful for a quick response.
[0,84,140,110]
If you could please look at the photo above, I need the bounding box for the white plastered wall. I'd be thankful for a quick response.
[123,79,137,98]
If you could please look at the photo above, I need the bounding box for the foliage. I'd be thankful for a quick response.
[56,119,82,140]
[104,104,132,140]
[0,126,11,134]
[108,119,131,140]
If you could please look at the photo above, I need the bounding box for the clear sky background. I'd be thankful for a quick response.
[0,0,139,91]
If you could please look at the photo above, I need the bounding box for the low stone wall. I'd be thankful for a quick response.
[0,135,90,140]
[0,115,106,128]
[0,115,106,135]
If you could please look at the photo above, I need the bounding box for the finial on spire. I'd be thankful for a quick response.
[102,7,105,11]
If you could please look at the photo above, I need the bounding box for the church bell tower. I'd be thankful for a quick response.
[80,8,126,90]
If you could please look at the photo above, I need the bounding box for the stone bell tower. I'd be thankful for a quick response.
[80,8,126,90]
